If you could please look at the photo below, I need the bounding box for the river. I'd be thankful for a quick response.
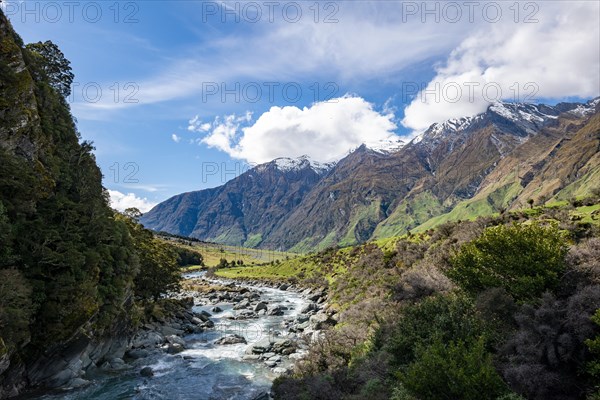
[28,274,311,400]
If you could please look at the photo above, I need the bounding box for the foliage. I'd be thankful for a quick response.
[380,294,491,368]
[0,269,33,350]
[173,246,204,267]
[401,337,507,400]
[586,309,600,398]
[448,223,568,301]
[0,19,181,375]
[117,211,181,301]
[500,287,600,399]
[25,40,74,98]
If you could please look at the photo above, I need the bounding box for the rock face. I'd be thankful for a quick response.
[141,99,600,251]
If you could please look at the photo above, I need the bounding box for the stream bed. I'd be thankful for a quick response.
[28,274,320,400]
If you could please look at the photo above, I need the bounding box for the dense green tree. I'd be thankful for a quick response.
[25,40,74,98]
[448,223,568,301]
[401,337,507,400]
[0,269,33,350]
[117,211,181,301]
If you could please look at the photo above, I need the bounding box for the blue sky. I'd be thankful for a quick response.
[5,0,599,211]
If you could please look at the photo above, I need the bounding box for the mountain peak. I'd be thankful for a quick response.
[365,137,405,154]
[269,155,335,175]
[414,97,600,146]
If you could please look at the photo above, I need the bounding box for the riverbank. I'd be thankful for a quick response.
[17,273,335,399]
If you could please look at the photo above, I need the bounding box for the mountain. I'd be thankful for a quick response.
[141,98,600,251]
[141,155,333,247]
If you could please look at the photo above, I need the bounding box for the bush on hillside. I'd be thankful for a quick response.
[448,223,568,301]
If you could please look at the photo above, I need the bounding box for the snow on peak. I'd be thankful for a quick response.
[489,101,551,123]
[272,155,334,174]
[365,136,405,154]
[568,97,600,117]
[419,114,481,143]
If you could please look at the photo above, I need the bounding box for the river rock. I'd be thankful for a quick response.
[166,343,184,354]
[295,314,309,323]
[247,337,272,354]
[261,352,276,359]
[268,306,284,316]
[267,355,281,362]
[300,303,318,314]
[233,299,250,310]
[309,313,335,330]
[125,349,149,360]
[101,358,129,371]
[140,367,154,377]
[214,334,247,345]
[252,392,270,400]
[160,325,184,336]
[281,347,296,356]
[132,331,165,348]
[211,306,223,313]
[254,302,268,312]
[165,335,186,347]
[272,338,293,354]
[67,378,90,389]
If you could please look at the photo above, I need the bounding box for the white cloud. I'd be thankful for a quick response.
[76,2,468,111]
[193,95,398,163]
[171,134,181,143]
[402,2,600,131]
[108,190,157,213]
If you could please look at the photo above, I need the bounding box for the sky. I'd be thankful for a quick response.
[3,0,599,212]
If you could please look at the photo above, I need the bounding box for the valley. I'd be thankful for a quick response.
[1,3,599,400]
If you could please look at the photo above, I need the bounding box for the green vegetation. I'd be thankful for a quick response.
[269,199,600,399]
[402,337,506,400]
[0,20,187,377]
[448,223,568,301]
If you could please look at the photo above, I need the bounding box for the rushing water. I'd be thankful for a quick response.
[28,276,310,400]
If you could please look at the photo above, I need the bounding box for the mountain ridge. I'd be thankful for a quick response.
[140,98,600,251]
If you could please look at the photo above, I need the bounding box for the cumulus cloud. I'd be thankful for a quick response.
[108,190,157,213]
[171,134,181,143]
[190,96,399,163]
[402,2,600,131]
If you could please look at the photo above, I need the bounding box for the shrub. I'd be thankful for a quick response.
[381,294,489,368]
[448,223,568,301]
[500,287,600,399]
[401,337,507,400]
[586,309,600,398]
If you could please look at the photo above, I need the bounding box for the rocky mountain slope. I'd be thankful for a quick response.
[141,99,600,252]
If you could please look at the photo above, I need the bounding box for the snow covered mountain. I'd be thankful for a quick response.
[141,98,600,251]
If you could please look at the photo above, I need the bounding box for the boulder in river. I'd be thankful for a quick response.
[166,343,185,354]
[233,299,250,310]
[268,306,284,316]
[165,335,186,347]
[248,337,272,354]
[254,302,268,312]
[140,367,154,377]
[211,306,223,313]
[214,334,247,345]
[300,303,318,314]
